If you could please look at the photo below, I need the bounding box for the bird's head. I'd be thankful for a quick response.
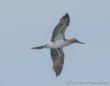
[67,38,85,44]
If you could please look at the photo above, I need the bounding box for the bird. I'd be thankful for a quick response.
[31,13,85,77]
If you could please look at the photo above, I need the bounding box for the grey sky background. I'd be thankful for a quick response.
[0,0,110,86]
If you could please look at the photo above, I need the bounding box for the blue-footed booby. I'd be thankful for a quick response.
[31,13,85,77]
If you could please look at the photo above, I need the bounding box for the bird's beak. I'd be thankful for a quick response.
[79,42,85,44]
[77,40,85,44]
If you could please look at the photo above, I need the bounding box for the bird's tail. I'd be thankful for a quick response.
[31,45,47,49]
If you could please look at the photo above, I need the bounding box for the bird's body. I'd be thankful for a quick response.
[46,39,71,49]
[31,13,85,77]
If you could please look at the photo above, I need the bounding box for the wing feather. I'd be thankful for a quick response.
[51,13,70,41]
[50,48,64,77]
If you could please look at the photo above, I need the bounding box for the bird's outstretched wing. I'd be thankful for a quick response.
[50,48,64,77]
[51,13,70,41]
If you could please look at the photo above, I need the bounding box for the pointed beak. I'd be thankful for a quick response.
[79,42,85,44]
[77,40,85,44]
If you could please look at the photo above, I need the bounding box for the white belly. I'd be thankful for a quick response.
[46,40,71,49]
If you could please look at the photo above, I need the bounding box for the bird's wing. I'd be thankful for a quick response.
[50,48,64,77]
[51,13,70,41]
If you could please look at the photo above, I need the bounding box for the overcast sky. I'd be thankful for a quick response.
[0,0,110,86]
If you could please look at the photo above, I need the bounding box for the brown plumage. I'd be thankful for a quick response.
[31,13,85,77]
[50,48,64,77]
[50,13,70,76]
[51,13,70,42]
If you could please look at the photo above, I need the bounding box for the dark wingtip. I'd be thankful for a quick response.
[65,12,70,18]
[60,12,70,21]
[56,74,59,77]
[65,12,68,15]
[61,12,70,19]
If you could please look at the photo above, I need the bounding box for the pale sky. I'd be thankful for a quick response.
[0,0,110,86]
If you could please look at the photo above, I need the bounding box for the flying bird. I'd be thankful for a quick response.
[31,13,85,77]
